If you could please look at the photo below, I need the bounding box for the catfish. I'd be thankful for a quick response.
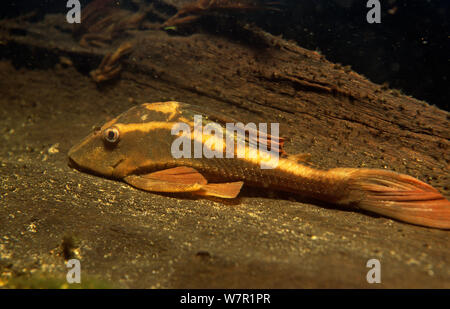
[68,101,450,229]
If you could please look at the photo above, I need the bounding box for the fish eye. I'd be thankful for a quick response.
[103,127,120,144]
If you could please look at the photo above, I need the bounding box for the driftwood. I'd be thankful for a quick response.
[0,4,448,288]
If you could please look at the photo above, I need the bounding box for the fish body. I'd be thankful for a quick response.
[69,101,450,229]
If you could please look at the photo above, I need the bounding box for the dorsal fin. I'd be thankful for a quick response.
[184,103,287,156]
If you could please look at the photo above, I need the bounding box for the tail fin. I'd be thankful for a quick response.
[343,169,450,229]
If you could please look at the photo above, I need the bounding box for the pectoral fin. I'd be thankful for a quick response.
[139,166,207,185]
[123,166,206,193]
[123,166,243,198]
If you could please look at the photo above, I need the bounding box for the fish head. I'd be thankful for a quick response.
[68,102,185,178]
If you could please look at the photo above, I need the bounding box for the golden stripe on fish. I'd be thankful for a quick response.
[143,101,180,121]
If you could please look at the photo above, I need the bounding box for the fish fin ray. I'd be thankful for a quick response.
[347,169,450,229]
[123,166,207,193]
[140,166,207,185]
[195,181,244,198]
[124,175,203,192]
[248,132,285,156]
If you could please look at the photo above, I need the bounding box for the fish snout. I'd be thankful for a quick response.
[67,131,115,177]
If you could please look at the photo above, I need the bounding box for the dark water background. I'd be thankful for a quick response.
[1,0,449,111]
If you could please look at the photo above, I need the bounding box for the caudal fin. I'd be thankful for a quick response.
[345,169,450,229]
